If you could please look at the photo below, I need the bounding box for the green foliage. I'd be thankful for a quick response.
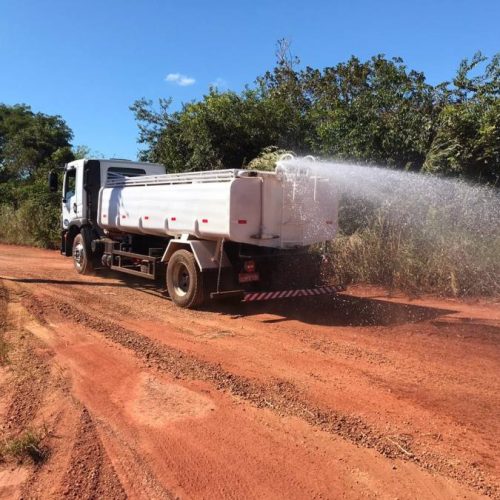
[423,52,500,182]
[423,99,500,182]
[304,56,438,170]
[0,104,74,248]
[73,144,104,160]
[0,104,73,181]
[247,146,294,171]
[0,182,61,248]
[131,87,305,172]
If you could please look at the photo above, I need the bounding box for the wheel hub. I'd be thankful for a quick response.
[173,263,190,296]
[73,242,84,269]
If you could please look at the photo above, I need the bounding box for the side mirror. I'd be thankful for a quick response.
[48,171,58,192]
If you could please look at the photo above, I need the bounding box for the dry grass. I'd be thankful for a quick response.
[0,282,9,364]
[325,211,500,297]
[0,337,10,365]
[0,203,59,249]
[0,427,48,464]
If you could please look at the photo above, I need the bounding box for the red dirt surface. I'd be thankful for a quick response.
[0,243,499,499]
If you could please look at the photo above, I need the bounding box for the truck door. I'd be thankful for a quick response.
[62,166,82,228]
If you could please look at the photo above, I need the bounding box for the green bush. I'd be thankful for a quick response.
[0,183,60,248]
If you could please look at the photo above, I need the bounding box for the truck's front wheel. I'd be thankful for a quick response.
[72,233,94,275]
[166,250,204,308]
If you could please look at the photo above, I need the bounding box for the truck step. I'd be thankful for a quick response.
[210,290,245,300]
[242,285,345,302]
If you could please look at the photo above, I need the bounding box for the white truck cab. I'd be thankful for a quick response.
[61,159,165,231]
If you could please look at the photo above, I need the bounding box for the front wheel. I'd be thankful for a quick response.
[72,233,94,275]
[166,249,204,308]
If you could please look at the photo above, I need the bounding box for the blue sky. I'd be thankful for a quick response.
[1,0,499,160]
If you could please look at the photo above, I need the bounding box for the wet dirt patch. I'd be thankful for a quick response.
[218,293,456,327]
[130,374,215,426]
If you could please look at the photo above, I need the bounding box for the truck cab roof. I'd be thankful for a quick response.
[65,158,165,169]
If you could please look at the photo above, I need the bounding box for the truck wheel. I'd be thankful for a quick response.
[72,233,94,275]
[167,250,204,308]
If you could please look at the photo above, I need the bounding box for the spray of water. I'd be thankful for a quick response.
[277,157,500,296]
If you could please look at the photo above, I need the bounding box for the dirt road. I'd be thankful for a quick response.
[0,243,499,499]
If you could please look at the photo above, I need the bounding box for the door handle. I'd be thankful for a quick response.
[73,203,77,213]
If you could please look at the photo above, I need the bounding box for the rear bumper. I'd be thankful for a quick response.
[242,285,345,302]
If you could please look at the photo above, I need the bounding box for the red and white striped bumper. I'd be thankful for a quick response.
[242,285,344,302]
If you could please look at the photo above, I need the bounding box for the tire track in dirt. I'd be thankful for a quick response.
[0,279,128,499]
[17,401,130,500]
[55,408,127,500]
[0,284,50,437]
[2,340,51,434]
[24,291,499,498]
[0,281,8,360]
[27,278,398,375]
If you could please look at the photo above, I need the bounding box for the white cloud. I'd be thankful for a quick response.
[165,73,196,86]
[211,77,228,89]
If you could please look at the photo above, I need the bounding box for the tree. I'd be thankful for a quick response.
[424,53,500,182]
[302,55,438,169]
[130,40,313,171]
[130,87,300,171]
[0,103,74,247]
[0,104,73,181]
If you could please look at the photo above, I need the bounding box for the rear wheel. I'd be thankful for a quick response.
[72,233,94,275]
[166,249,204,308]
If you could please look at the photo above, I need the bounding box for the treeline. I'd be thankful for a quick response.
[0,104,75,246]
[132,44,500,183]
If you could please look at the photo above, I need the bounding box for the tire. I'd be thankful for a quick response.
[72,233,94,275]
[166,249,204,308]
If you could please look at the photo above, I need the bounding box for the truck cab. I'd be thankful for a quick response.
[60,158,165,255]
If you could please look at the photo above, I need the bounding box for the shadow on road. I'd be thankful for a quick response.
[207,293,456,327]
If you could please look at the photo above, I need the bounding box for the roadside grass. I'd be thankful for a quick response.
[0,203,59,249]
[0,426,48,464]
[325,210,500,297]
[0,282,9,364]
[0,285,51,466]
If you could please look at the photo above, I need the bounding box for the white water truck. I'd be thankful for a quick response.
[49,157,340,308]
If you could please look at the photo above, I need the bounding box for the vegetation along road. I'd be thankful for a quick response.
[0,243,499,499]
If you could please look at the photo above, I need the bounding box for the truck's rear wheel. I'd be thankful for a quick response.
[167,250,204,308]
[72,233,94,275]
